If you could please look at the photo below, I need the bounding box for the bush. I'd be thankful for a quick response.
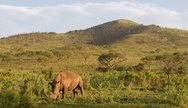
[0,89,20,108]
[90,72,126,89]
[127,63,144,72]
[19,94,35,108]
[124,71,140,86]
[164,83,188,107]
[0,72,49,97]
[0,89,35,108]
[41,68,53,80]
[95,94,113,103]
[37,56,50,62]
[15,50,54,59]
[96,67,108,72]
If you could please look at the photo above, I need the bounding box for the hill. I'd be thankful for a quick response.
[66,19,143,45]
[66,19,188,57]
[1,19,188,50]
[67,19,188,47]
[0,19,188,71]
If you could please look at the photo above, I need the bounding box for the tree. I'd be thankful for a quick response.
[98,52,126,71]
[154,52,188,89]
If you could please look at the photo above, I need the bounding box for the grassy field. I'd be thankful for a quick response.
[37,103,175,108]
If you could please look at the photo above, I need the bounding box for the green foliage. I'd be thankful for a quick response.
[95,94,114,103]
[0,72,49,97]
[1,19,188,108]
[140,52,188,107]
[127,63,144,72]
[15,50,54,59]
[90,72,126,89]
[0,89,20,108]
[0,89,35,108]
[141,55,157,71]
[19,94,35,108]
[164,83,188,107]
[41,68,53,80]
[52,50,65,60]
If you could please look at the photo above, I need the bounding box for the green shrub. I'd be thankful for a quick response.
[0,89,35,108]
[164,83,188,107]
[124,71,140,86]
[0,72,49,97]
[19,94,35,108]
[90,72,126,89]
[0,72,48,108]
[75,95,95,104]
[0,89,20,108]
[41,68,53,80]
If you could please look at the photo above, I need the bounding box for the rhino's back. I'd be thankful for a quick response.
[60,71,81,90]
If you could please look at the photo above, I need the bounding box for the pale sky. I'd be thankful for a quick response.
[0,0,188,37]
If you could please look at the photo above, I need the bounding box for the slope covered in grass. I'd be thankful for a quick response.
[0,19,188,71]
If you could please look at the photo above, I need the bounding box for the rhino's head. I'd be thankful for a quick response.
[48,80,60,100]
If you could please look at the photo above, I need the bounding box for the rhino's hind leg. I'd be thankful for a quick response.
[73,89,78,101]
[78,79,85,96]
[73,89,78,98]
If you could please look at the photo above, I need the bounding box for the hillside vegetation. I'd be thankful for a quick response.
[0,19,188,108]
[1,19,188,71]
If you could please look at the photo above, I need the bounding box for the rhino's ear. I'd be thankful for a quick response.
[48,82,52,85]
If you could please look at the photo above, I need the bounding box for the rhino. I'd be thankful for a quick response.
[48,71,84,101]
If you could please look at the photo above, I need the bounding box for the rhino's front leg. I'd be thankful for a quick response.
[63,87,68,102]
[61,88,64,99]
